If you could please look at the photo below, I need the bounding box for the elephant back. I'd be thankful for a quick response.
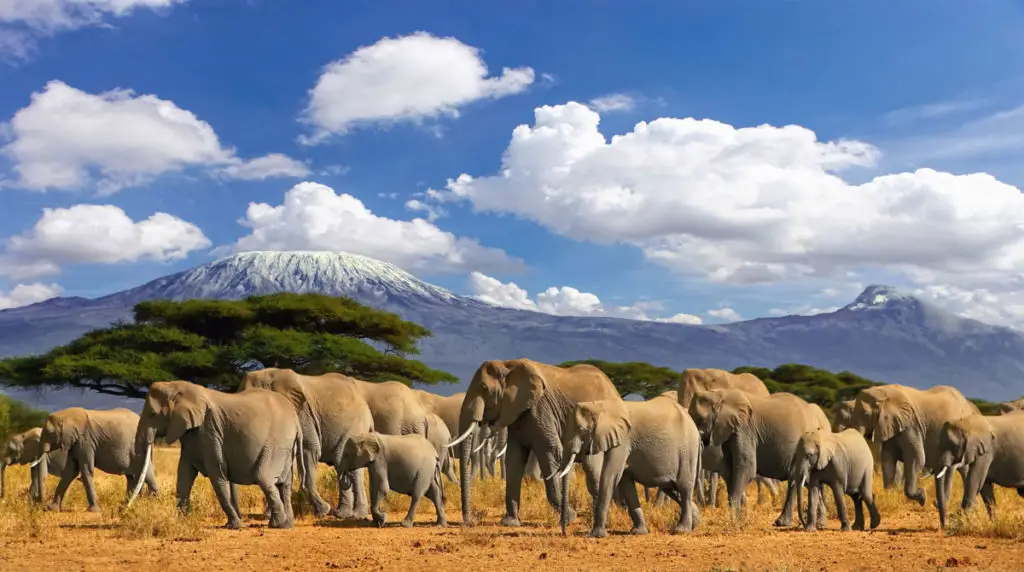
[533,360,620,403]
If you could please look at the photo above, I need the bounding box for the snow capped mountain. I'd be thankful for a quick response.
[3,250,1024,411]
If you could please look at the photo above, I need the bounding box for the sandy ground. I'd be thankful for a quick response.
[1,447,1022,571]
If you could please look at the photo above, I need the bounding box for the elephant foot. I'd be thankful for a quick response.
[312,500,332,519]
[630,525,649,535]
[870,515,881,530]
[499,515,522,527]
[773,516,793,527]
[909,490,925,506]
[372,512,387,528]
[671,524,692,535]
[436,518,448,528]
[332,507,367,520]
[588,527,608,538]
[840,523,852,532]
[44,502,60,512]
[269,515,293,529]
[224,518,242,530]
[400,518,415,528]
[87,505,101,513]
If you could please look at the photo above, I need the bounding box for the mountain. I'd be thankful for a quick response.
[2,251,1023,411]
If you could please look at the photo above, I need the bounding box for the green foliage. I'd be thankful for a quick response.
[558,359,679,399]
[0,293,456,398]
[733,363,880,409]
[0,394,48,440]
[971,399,1002,416]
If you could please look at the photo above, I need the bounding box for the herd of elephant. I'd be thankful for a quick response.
[3,360,1024,538]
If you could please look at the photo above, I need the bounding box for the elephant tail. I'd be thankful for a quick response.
[694,436,703,499]
[294,422,307,494]
[434,456,446,504]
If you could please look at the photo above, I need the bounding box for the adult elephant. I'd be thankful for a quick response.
[31,407,158,512]
[1,427,68,501]
[688,389,829,525]
[484,426,542,480]
[849,384,979,505]
[678,368,769,410]
[414,390,463,482]
[998,398,1024,414]
[452,358,621,526]
[241,368,375,518]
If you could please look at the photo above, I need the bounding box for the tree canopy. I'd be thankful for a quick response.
[0,293,457,398]
[0,394,48,440]
[559,359,679,399]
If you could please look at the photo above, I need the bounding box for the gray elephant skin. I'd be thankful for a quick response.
[850,384,979,507]
[688,388,829,525]
[792,428,880,531]
[33,407,157,512]
[934,411,1024,528]
[241,368,375,518]
[128,381,303,530]
[413,389,462,482]
[338,432,446,528]
[557,394,702,537]
[454,358,621,527]
[1,427,68,501]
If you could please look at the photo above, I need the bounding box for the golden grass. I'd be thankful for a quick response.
[1,445,1023,542]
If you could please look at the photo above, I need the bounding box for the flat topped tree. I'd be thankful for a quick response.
[0,293,456,398]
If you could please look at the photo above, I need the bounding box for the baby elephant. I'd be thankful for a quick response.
[340,432,446,528]
[792,428,880,531]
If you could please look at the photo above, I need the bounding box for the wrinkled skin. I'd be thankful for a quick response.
[241,368,374,518]
[133,381,303,529]
[849,384,979,507]
[688,389,829,526]
[484,426,542,481]
[557,395,702,538]
[35,407,157,512]
[934,412,1024,528]
[1,427,68,501]
[677,368,769,410]
[415,390,464,483]
[834,398,906,484]
[457,358,621,527]
[338,432,446,528]
[792,429,880,531]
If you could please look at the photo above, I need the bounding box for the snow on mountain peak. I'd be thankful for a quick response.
[844,284,915,312]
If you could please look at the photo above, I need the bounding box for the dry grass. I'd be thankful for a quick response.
[1,447,1023,570]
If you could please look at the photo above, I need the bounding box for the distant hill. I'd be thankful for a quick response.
[2,250,1022,411]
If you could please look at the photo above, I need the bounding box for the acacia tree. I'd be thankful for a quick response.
[0,293,456,398]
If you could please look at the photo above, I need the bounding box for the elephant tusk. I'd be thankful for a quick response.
[556,453,577,480]
[28,454,46,468]
[800,474,806,490]
[446,424,476,449]
[936,466,948,480]
[126,444,152,507]
[495,444,507,458]
[472,439,488,454]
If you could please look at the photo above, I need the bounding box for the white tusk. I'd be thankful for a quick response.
[800,474,806,490]
[126,444,152,507]
[556,453,577,480]
[446,424,476,449]
[936,467,947,480]
[472,439,488,454]
[28,454,46,468]
[495,444,507,458]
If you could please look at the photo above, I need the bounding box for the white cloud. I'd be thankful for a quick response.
[467,271,701,323]
[431,101,1024,327]
[1,204,209,279]
[0,0,185,60]
[589,93,635,113]
[299,32,534,143]
[0,282,62,310]
[404,199,445,222]
[707,307,742,322]
[230,181,522,274]
[1,80,306,192]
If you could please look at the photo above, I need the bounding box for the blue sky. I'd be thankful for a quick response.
[2,1,1024,327]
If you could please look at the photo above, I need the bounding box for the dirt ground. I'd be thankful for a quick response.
[1,448,1022,571]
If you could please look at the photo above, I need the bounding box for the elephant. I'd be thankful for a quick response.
[338,432,446,528]
[688,388,829,525]
[452,358,621,526]
[240,368,375,519]
[933,411,1024,528]
[677,368,769,410]
[835,398,909,484]
[849,384,979,506]
[998,399,1024,414]
[127,381,304,529]
[484,426,542,480]
[555,394,702,537]
[415,390,464,482]
[1,427,68,501]
[792,428,880,531]
[31,407,157,512]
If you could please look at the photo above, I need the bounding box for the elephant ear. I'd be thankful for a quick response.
[56,408,88,451]
[496,361,546,428]
[875,394,915,443]
[165,384,207,445]
[588,401,631,453]
[361,434,384,463]
[815,434,835,471]
[963,421,995,464]
[710,393,750,448]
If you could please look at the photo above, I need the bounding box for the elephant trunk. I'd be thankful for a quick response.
[560,470,571,536]
[936,466,949,529]
[30,456,48,503]
[458,422,478,526]
[796,475,806,528]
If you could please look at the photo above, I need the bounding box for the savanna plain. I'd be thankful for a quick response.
[1,447,1023,571]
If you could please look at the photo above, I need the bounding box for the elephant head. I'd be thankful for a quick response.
[339,433,383,473]
[127,381,208,506]
[790,429,834,526]
[832,400,856,432]
[32,408,87,464]
[850,387,917,443]
[452,359,547,525]
[688,388,750,448]
[936,415,994,477]
[1,431,30,499]
[679,369,720,409]
[240,367,308,410]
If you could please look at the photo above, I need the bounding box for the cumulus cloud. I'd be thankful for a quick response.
[589,93,635,113]
[299,32,534,143]
[0,282,62,310]
[0,0,185,60]
[707,307,742,322]
[2,204,210,279]
[467,271,702,323]
[1,80,308,192]
[429,100,1024,327]
[229,181,522,274]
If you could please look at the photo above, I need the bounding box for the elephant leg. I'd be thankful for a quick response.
[402,489,423,528]
[851,492,865,530]
[774,479,800,527]
[259,480,290,529]
[277,480,294,525]
[832,484,850,531]
[590,447,627,538]
[881,444,898,489]
[674,476,697,533]
[500,441,527,527]
[369,468,390,528]
[708,471,719,507]
[580,452,602,499]
[175,458,199,514]
[212,477,243,529]
[334,469,368,520]
[228,484,248,519]
[961,463,986,514]
[815,484,827,530]
[901,450,926,506]
[48,458,79,511]
[28,462,43,503]
[980,481,996,519]
[617,477,647,535]
[79,462,100,512]
[427,479,447,527]
[299,452,327,518]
